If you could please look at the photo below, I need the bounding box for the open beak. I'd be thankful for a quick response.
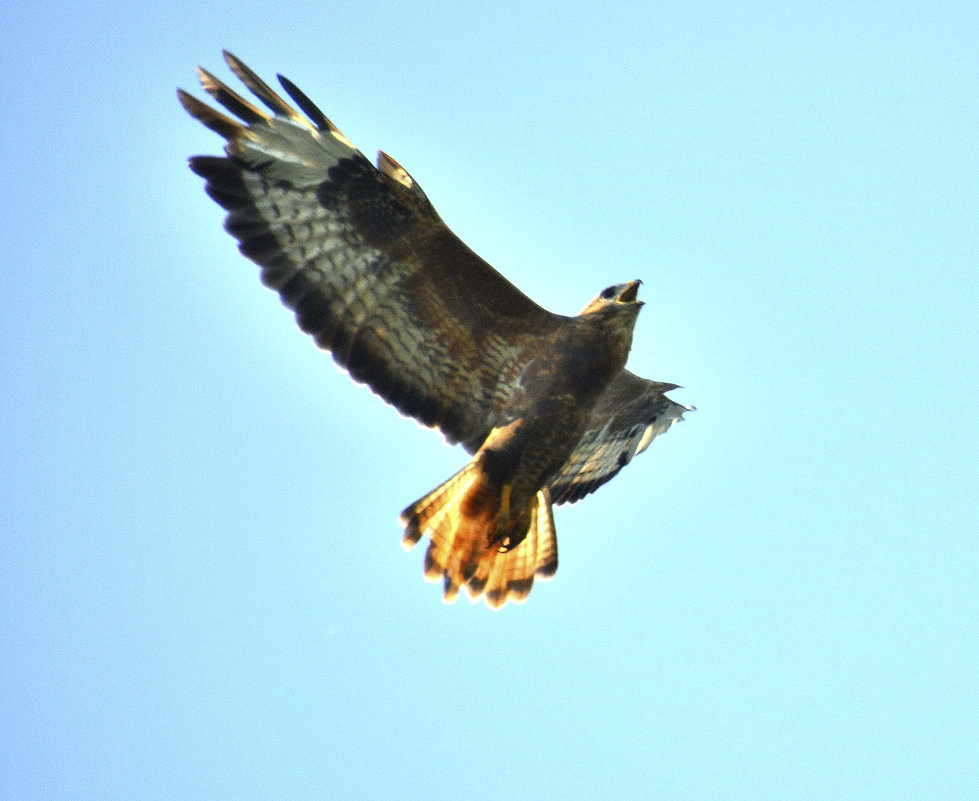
[619,280,642,303]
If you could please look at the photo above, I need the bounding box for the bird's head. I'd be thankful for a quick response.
[579,280,644,316]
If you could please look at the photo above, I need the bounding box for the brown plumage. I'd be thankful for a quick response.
[179,52,691,608]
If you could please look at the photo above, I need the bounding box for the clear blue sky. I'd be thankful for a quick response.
[2,2,977,799]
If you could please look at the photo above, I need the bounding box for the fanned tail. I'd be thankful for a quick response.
[400,462,558,609]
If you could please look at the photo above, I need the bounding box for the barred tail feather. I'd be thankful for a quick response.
[400,467,558,609]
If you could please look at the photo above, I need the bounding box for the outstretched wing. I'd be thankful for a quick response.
[179,52,565,452]
[547,371,691,504]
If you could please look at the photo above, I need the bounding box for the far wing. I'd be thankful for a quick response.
[179,52,565,452]
[548,371,691,504]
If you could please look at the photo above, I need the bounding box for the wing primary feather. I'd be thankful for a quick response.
[222,50,308,124]
[178,89,245,140]
[277,73,336,132]
[197,67,269,124]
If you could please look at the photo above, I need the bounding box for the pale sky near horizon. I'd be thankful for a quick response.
[2,2,977,799]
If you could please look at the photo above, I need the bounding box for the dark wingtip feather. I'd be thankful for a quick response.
[178,88,243,140]
[197,66,268,124]
[222,50,303,122]
[277,73,334,131]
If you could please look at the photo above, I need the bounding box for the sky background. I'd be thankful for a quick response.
[2,2,977,799]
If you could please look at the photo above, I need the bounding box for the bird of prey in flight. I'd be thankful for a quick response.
[179,52,691,608]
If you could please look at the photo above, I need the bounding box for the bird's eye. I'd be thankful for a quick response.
[600,286,617,299]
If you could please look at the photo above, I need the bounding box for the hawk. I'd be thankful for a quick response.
[179,52,691,608]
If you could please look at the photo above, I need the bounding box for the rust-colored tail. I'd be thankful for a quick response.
[400,460,558,608]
